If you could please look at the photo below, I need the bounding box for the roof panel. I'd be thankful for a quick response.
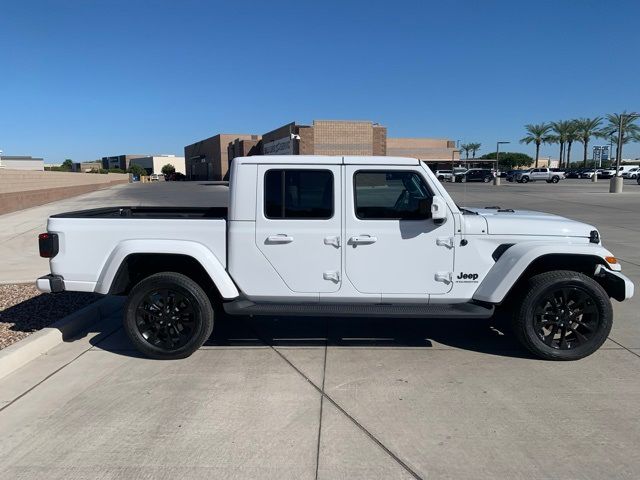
[234,155,421,166]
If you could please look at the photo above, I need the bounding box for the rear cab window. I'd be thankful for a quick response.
[264,169,333,219]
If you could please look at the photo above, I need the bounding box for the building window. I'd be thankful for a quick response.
[354,171,432,220]
[264,169,333,219]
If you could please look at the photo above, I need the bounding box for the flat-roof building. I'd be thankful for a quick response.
[101,154,148,171]
[0,155,44,171]
[184,134,258,181]
[129,155,186,176]
[184,120,458,180]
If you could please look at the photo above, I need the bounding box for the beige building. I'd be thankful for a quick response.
[185,134,258,181]
[387,137,458,160]
[0,155,44,171]
[184,120,458,180]
[130,155,186,175]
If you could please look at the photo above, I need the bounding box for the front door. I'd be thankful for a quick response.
[344,166,455,295]
[255,164,342,294]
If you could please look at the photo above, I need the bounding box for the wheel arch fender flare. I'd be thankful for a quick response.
[472,242,618,304]
[95,239,239,299]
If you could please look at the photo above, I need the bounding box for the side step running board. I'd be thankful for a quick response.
[224,300,494,319]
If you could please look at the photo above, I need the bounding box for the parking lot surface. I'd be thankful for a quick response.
[1,179,639,479]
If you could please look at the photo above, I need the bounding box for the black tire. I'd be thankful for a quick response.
[512,270,612,360]
[438,175,444,181]
[521,176,529,183]
[551,176,559,183]
[483,176,491,183]
[124,272,214,359]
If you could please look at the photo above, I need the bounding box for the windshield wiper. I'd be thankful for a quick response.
[457,206,478,215]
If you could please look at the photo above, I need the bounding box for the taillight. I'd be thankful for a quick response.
[39,233,59,258]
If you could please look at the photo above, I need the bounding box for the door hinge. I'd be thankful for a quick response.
[434,271,452,284]
[436,237,454,249]
[323,236,341,248]
[323,271,340,283]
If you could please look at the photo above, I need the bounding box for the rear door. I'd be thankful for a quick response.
[255,164,342,293]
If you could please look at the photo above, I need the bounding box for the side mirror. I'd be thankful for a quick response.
[431,196,447,223]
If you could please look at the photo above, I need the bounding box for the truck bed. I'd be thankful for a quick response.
[51,206,228,219]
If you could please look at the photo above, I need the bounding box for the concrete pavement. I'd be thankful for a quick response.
[1,179,639,479]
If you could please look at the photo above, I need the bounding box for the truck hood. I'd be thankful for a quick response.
[465,207,596,238]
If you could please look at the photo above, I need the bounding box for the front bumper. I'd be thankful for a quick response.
[595,265,635,301]
[36,274,65,293]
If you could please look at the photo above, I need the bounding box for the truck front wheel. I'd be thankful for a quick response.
[124,272,214,359]
[512,271,612,360]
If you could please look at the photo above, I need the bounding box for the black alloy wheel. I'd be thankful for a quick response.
[513,270,612,360]
[124,272,214,359]
[135,289,196,351]
[551,176,559,183]
[532,286,600,350]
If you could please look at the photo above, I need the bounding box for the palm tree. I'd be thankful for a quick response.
[550,120,574,168]
[565,121,579,168]
[460,143,471,159]
[520,123,551,168]
[599,112,640,163]
[574,117,602,167]
[468,142,481,158]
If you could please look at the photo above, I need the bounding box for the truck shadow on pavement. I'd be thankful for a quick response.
[91,313,534,360]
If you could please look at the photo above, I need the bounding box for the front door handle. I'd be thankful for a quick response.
[266,234,294,244]
[349,235,377,245]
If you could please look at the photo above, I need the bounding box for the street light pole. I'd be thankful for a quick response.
[495,141,510,185]
[610,112,638,193]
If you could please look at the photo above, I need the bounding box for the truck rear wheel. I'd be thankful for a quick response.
[512,271,612,360]
[124,272,214,359]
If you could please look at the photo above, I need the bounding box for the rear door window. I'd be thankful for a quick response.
[264,169,333,219]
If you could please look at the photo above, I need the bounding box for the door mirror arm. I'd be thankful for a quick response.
[430,196,447,224]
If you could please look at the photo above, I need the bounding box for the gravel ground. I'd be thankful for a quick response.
[0,284,100,350]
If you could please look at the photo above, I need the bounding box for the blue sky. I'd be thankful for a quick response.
[1,0,639,163]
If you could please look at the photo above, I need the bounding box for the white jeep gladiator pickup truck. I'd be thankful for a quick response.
[36,156,634,361]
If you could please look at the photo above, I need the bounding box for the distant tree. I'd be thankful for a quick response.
[565,120,579,168]
[127,164,147,177]
[599,112,640,162]
[468,142,482,158]
[108,168,125,174]
[574,117,602,167]
[460,144,471,159]
[61,159,74,171]
[520,123,551,167]
[161,163,176,175]
[481,151,533,170]
[549,120,575,168]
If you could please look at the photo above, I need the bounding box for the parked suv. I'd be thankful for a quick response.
[455,168,494,183]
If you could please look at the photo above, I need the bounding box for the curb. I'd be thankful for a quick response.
[0,295,124,380]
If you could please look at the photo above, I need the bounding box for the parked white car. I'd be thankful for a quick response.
[37,155,633,361]
[621,167,640,179]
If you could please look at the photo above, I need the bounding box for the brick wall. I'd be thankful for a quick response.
[0,170,129,215]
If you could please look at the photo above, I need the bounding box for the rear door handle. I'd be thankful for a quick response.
[266,234,294,244]
[349,235,377,245]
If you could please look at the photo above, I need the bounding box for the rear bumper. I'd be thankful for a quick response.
[36,274,65,293]
[595,265,635,301]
